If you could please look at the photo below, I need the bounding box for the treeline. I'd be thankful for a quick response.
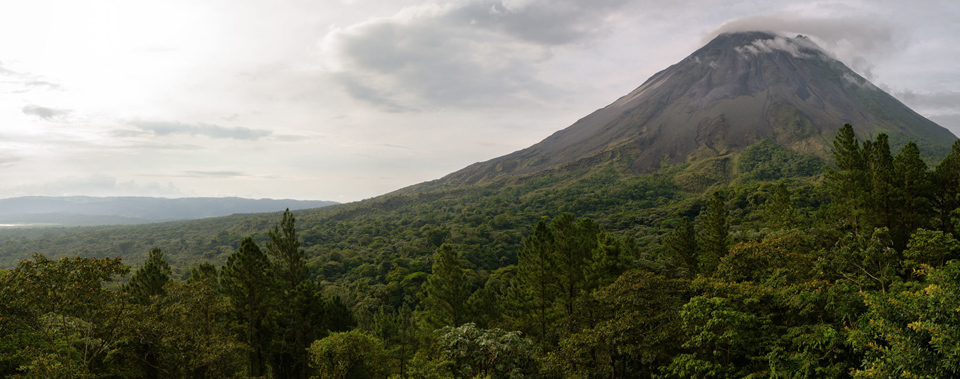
[2,124,960,378]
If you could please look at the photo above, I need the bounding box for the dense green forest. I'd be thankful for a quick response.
[2,124,960,378]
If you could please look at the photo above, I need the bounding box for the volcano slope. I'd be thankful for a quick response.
[420,31,955,190]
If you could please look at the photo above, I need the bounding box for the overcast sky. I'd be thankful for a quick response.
[1,0,957,202]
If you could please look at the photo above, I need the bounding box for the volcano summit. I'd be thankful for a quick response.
[436,31,957,187]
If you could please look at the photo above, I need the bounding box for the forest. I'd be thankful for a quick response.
[2,124,960,378]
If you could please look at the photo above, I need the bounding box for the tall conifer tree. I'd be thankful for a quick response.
[664,216,698,277]
[421,244,471,329]
[825,124,872,230]
[220,237,275,377]
[506,218,557,344]
[869,134,896,231]
[698,191,729,274]
[893,142,934,250]
[763,183,801,230]
[933,139,960,236]
[266,208,308,289]
[128,247,172,303]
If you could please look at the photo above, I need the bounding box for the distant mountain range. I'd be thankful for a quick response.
[0,196,337,226]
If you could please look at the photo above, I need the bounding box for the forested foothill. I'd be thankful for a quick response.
[2,124,960,378]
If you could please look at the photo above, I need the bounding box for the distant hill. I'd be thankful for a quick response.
[0,196,337,226]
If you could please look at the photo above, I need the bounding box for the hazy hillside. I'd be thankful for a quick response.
[0,196,337,226]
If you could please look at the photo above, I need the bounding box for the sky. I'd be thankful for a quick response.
[1,0,958,202]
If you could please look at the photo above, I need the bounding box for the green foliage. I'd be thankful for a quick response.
[819,228,901,295]
[127,247,172,303]
[220,236,276,377]
[307,330,390,379]
[932,139,960,235]
[852,259,960,378]
[369,304,420,378]
[267,208,308,289]
[437,323,537,378]
[736,139,824,182]
[0,124,956,378]
[825,123,872,230]
[823,125,941,251]
[0,254,129,378]
[903,229,960,274]
[420,243,473,330]
[663,217,697,277]
[763,183,803,230]
[666,280,775,378]
[505,218,558,345]
[505,213,610,348]
[545,270,689,378]
[697,191,729,274]
[110,277,248,379]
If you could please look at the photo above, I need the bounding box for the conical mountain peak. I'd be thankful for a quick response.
[434,31,956,187]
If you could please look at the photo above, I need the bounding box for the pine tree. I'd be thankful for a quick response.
[763,183,801,230]
[893,141,934,250]
[549,213,599,329]
[265,209,316,378]
[868,134,896,231]
[505,218,557,344]
[325,295,357,333]
[664,216,698,277]
[266,208,308,289]
[220,237,275,377]
[933,139,960,235]
[825,124,872,230]
[420,244,471,329]
[586,231,631,289]
[128,247,172,304]
[372,304,419,378]
[698,191,729,274]
[188,262,218,285]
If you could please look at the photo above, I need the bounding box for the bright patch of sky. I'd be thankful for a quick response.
[1,0,957,202]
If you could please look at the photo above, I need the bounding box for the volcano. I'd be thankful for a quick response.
[436,31,957,187]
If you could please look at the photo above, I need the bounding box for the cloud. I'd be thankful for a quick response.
[318,0,631,110]
[180,171,246,178]
[0,61,61,93]
[927,114,960,136]
[455,0,632,45]
[893,90,960,137]
[893,90,960,112]
[0,154,20,168]
[22,105,71,121]
[733,34,821,59]
[0,60,17,76]
[0,175,184,198]
[22,80,60,90]
[709,14,902,79]
[128,120,272,140]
